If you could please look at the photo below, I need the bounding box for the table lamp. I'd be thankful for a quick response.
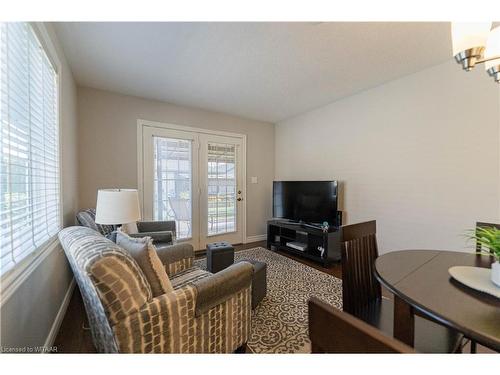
[95,188,141,233]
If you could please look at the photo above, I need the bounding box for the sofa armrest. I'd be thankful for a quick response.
[113,281,251,353]
[154,242,195,276]
[137,220,176,237]
[129,230,173,244]
[192,261,253,317]
[113,287,196,353]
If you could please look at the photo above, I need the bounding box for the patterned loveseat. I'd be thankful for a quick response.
[58,226,253,353]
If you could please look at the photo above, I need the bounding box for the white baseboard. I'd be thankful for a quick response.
[44,278,75,349]
[245,234,267,243]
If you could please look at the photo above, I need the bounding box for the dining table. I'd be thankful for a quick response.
[374,250,500,352]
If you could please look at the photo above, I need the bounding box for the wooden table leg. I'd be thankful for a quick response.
[393,295,415,347]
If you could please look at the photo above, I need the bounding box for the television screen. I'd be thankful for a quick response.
[273,181,338,225]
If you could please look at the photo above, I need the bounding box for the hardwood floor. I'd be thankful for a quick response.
[52,241,494,353]
[54,285,96,353]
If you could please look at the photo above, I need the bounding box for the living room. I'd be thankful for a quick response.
[1,1,499,373]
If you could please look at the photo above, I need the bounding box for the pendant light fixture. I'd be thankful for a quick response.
[452,22,500,82]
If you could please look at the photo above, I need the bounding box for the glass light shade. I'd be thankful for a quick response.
[451,22,492,56]
[95,189,141,225]
[485,26,500,70]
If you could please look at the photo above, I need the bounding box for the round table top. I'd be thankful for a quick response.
[375,250,500,351]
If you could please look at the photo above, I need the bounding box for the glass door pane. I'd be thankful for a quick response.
[207,142,237,235]
[153,136,192,239]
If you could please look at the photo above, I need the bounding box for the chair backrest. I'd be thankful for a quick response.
[308,296,414,353]
[476,222,500,253]
[168,198,191,221]
[58,226,152,353]
[76,208,116,236]
[340,220,381,316]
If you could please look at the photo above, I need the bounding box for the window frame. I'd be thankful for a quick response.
[0,22,63,304]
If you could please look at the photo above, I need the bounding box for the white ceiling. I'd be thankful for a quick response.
[54,22,452,123]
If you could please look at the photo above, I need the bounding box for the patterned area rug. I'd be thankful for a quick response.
[195,247,342,353]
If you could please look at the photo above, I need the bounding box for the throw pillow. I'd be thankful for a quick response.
[105,230,118,243]
[116,229,173,297]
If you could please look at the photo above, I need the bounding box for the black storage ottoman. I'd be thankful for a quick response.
[238,259,267,309]
[206,241,234,273]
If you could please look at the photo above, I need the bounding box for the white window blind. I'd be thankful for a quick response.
[0,22,60,276]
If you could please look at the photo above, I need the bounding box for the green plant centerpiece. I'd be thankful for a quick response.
[467,226,500,287]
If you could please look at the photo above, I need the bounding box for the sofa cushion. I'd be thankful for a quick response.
[116,230,173,297]
[170,266,212,290]
[129,230,173,245]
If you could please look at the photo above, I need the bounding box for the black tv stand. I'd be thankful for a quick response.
[266,219,341,266]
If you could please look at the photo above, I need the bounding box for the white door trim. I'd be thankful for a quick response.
[137,119,247,247]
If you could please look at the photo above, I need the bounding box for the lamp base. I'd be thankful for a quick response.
[120,222,139,234]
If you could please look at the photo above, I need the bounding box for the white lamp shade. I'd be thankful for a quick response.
[485,26,500,70]
[451,22,492,56]
[95,189,141,225]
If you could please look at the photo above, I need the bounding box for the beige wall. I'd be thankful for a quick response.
[77,87,274,238]
[276,60,500,254]
[1,23,78,348]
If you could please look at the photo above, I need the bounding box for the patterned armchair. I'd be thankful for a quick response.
[58,226,253,353]
[76,208,177,245]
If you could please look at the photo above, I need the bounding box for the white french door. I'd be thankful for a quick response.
[142,127,200,246]
[139,122,245,250]
[199,134,244,248]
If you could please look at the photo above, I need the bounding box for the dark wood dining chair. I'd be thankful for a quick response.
[340,220,463,353]
[308,296,414,353]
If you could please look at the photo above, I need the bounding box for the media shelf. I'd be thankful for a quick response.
[266,219,341,266]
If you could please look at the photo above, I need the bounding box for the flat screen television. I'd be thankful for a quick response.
[273,180,338,225]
